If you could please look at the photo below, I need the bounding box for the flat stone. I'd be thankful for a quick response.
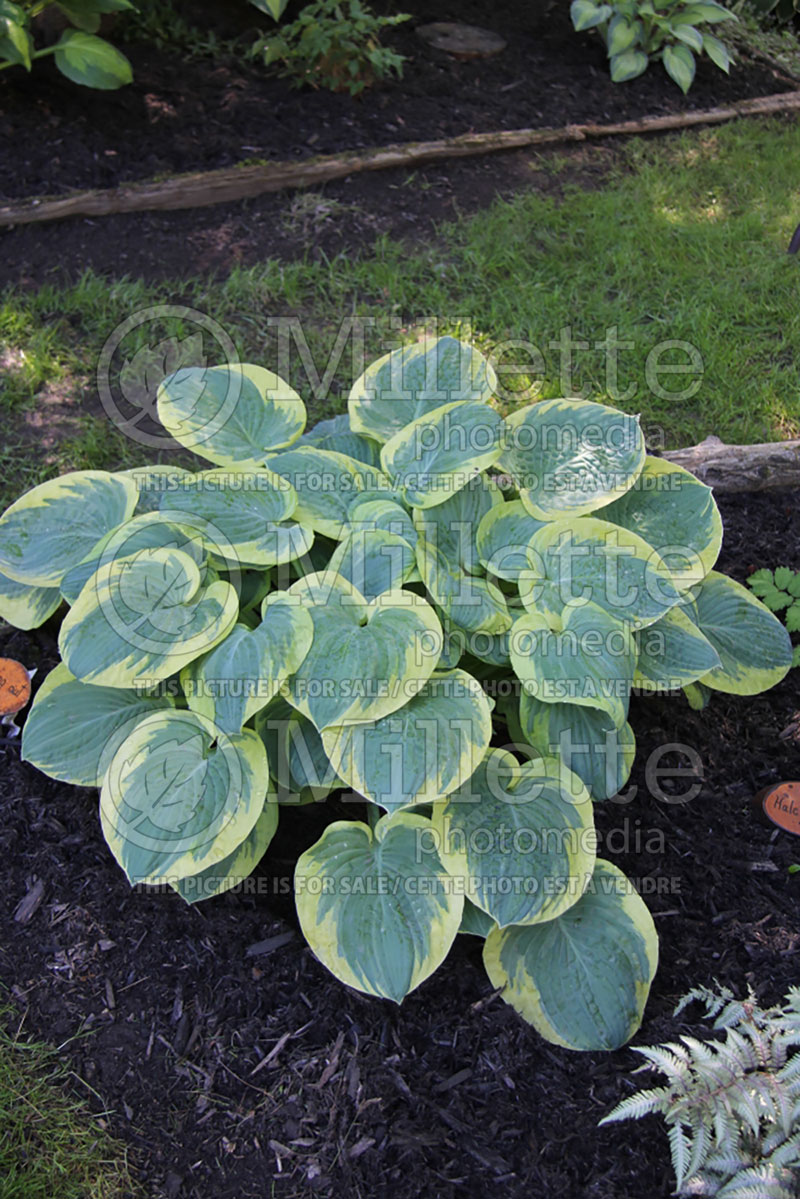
[416,22,507,60]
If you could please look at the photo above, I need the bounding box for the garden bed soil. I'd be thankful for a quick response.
[0,0,796,284]
[1,486,799,1199]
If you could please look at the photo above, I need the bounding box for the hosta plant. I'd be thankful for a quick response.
[1,336,793,1052]
[570,0,736,92]
[0,0,135,89]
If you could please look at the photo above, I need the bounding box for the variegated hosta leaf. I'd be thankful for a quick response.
[101,709,268,885]
[60,513,208,605]
[300,413,382,468]
[416,540,512,636]
[459,898,496,938]
[59,547,238,688]
[437,606,512,667]
[347,496,418,548]
[321,669,493,813]
[0,470,138,587]
[119,464,193,515]
[295,811,463,1002]
[497,398,645,520]
[21,663,174,787]
[157,468,312,568]
[511,602,637,728]
[171,796,279,904]
[0,570,61,630]
[518,691,635,801]
[411,474,501,573]
[285,709,343,801]
[433,748,595,928]
[349,484,409,511]
[181,593,314,734]
[349,335,497,443]
[156,364,306,468]
[253,695,297,799]
[380,400,503,509]
[522,516,681,628]
[327,528,417,602]
[691,570,793,695]
[267,445,391,540]
[483,858,659,1051]
[596,457,723,588]
[634,605,720,691]
[476,499,546,581]
[286,572,443,730]
[236,567,272,612]
[438,622,467,670]
[683,680,711,711]
[253,697,341,804]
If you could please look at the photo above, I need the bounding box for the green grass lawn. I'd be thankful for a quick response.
[0,1009,134,1199]
[0,116,799,511]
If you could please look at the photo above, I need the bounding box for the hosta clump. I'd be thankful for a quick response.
[570,0,735,93]
[1,336,792,1052]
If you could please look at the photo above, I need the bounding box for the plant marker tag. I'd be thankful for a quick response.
[754,782,800,837]
[0,658,34,737]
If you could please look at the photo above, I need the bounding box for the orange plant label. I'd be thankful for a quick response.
[759,782,800,837]
[0,658,31,717]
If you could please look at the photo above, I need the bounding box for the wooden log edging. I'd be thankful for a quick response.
[2,90,800,228]
[663,435,800,491]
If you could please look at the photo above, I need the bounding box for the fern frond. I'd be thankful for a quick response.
[715,1162,797,1199]
[752,1074,793,1135]
[675,984,733,1022]
[668,1120,691,1187]
[713,1105,741,1149]
[763,1129,800,1164]
[635,1045,690,1080]
[703,1148,750,1175]
[783,987,800,1013]
[685,1118,711,1181]
[680,1035,718,1065]
[605,983,800,1199]
[600,1088,667,1124]
[724,1028,759,1071]
[734,1086,768,1137]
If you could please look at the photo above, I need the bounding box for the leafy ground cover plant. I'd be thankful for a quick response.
[601,983,800,1196]
[118,0,231,59]
[0,1001,136,1198]
[740,0,800,26]
[250,0,410,94]
[570,0,736,91]
[247,0,290,20]
[1,336,793,1052]
[0,0,135,88]
[748,567,800,668]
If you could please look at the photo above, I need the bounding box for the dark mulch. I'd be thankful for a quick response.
[0,0,795,284]
[1,487,799,1199]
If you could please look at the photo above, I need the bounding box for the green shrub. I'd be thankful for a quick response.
[250,0,410,95]
[601,983,800,1196]
[2,336,793,1051]
[570,0,736,92]
[740,0,800,26]
[0,0,135,88]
